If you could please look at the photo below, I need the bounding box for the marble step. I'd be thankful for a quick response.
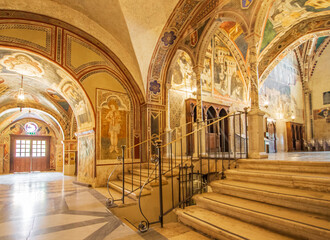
[117,173,168,189]
[210,180,330,216]
[238,159,330,174]
[175,206,294,240]
[194,193,330,240]
[131,167,179,178]
[108,180,151,200]
[225,169,330,192]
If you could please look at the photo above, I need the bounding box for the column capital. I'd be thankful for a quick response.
[192,65,204,74]
[245,33,261,46]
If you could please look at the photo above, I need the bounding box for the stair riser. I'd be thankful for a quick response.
[108,183,137,200]
[226,173,330,192]
[211,184,330,217]
[196,198,330,240]
[177,214,242,240]
[109,182,151,197]
[238,164,330,174]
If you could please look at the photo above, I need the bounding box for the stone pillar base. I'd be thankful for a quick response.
[248,108,268,159]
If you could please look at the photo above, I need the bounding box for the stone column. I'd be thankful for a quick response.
[304,91,312,141]
[193,66,203,122]
[165,84,172,157]
[62,140,77,175]
[246,34,267,159]
[193,66,206,156]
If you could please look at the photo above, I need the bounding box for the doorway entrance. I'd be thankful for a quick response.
[10,135,50,172]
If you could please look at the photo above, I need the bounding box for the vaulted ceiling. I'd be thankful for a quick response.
[0,0,329,99]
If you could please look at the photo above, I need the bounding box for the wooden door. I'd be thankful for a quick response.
[12,138,31,172]
[10,135,50,172]
[31,138,50,171]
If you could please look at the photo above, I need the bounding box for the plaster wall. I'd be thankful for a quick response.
[82,72,126,108]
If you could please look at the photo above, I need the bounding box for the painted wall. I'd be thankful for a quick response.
[81,72,126,108]
[0,118,62,173]
[80,72,133,187]
[310,44,330,139]
[167,37,249,131]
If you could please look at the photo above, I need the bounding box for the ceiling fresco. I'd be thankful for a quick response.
[0,108,63,137]
[219,21,248,60]
[0,48,94,131]
[261,0,330,52]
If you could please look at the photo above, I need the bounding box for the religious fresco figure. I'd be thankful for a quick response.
[105,100,122,153]
[0,53,44,77]
[169,51,195,91]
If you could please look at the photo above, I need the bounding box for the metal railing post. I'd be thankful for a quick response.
[156,140,164,228]
[121,145,126,204]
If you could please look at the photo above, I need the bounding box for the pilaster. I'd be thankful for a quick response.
[62,140,77,176]
[193,65,204,122]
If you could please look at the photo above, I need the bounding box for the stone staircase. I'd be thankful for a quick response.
[175,159,330,240]
[108,158,182,201]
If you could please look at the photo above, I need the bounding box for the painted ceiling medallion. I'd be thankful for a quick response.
[241,0,253,9]
[0,53,44,77]
[24,122,38,134]
[161,31,177,47]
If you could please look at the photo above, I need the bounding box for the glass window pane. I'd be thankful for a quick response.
[16,140,20,144]
[16,153,20,157]
[42,153,45,157]
[32,153,36,157]
[21,153,25,157]
[37,153,41,157]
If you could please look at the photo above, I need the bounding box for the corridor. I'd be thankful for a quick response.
[0,172,209,240]
[0,173,142,240]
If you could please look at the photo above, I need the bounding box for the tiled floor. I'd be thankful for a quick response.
[268,151,330,161]
[0,172,210,240]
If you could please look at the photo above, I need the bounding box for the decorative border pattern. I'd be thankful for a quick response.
[65,33,110,75]
[0,20,55,59]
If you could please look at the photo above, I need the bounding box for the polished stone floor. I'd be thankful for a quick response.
[0,172,209,240]
[268,151,330,161]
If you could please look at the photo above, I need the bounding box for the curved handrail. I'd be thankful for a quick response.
[137,161,159,233]
[160,113,234,149]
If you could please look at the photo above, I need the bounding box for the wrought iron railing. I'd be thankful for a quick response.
[106,110,248,232]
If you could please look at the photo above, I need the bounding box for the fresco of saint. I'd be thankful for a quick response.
[105,100,122,154]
